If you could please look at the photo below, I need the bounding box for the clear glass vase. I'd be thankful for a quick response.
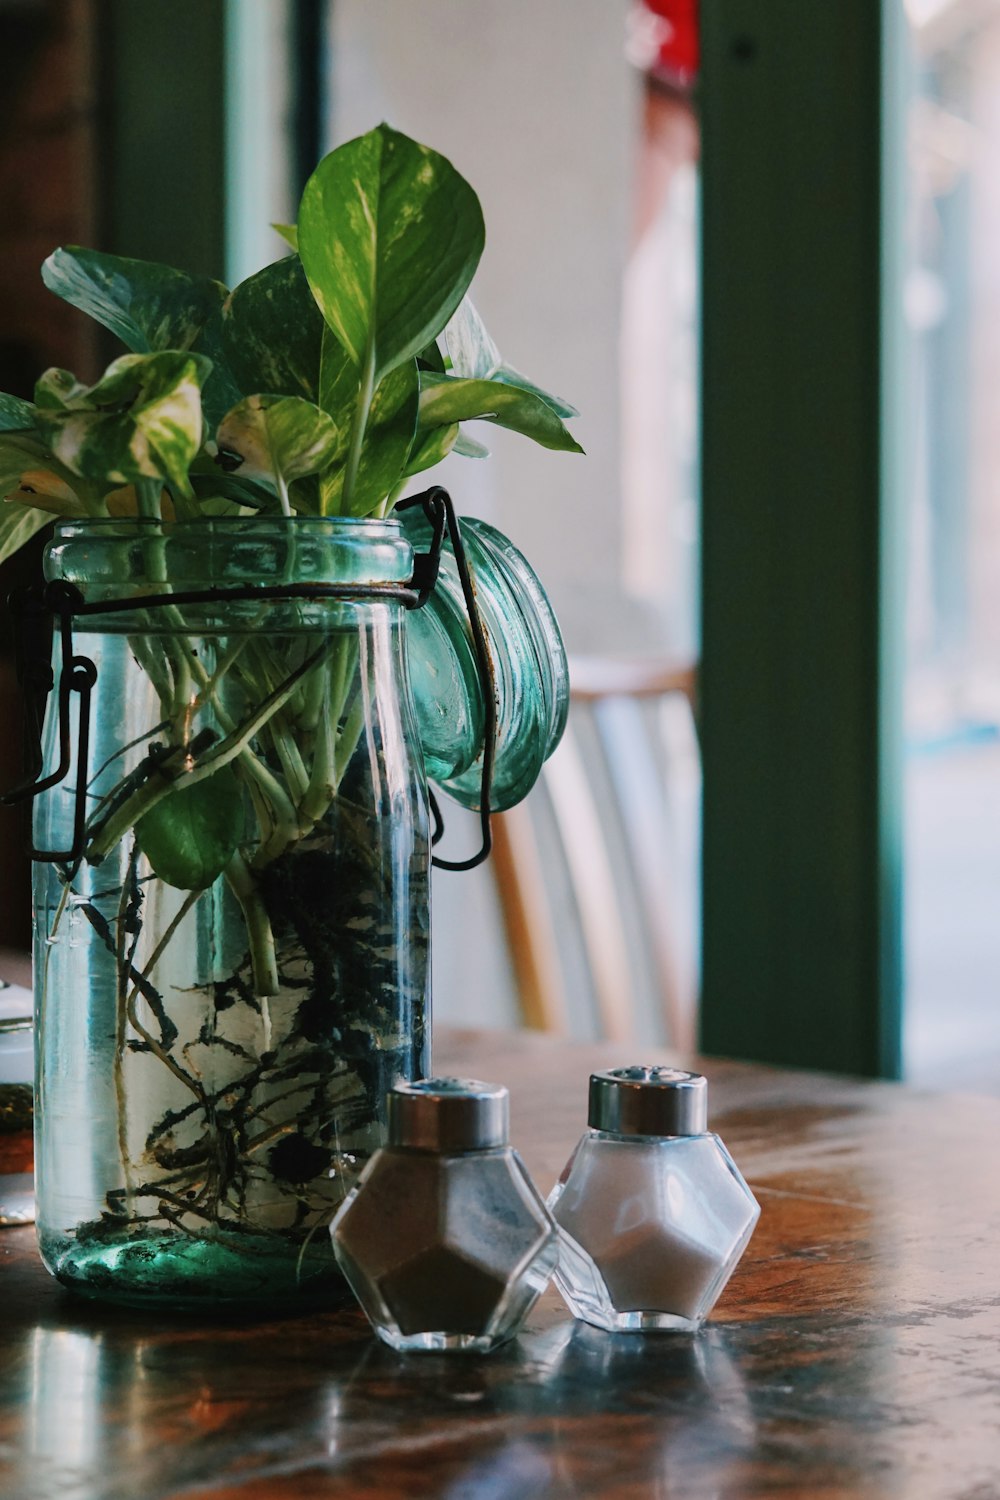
[31,517,430,1311]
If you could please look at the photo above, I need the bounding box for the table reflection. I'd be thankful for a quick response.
[515,1319,755,1499]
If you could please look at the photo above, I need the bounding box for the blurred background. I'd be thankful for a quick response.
[0,0,997,1088]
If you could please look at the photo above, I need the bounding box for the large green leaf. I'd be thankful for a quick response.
[136,768,243,890]
[42,246,227,354]
[0,394,34,431]
[192,303,244,433]
[0,429,50,486]
[0,430,59,485]
[34,368,89,410]
[404,423,459,479]
[222,256,324,402]
[189,458,281,515]
[0,503,52,567]
[0,432,85,516]
[453,431,490,459]
[318,354,419,517]
[443,297,501,381]
[216,395,339,515]
[417,373,584,454]
[417,339,446,374]
[36,352,210,493]
[444,297,578,419]
[298,123,485,385]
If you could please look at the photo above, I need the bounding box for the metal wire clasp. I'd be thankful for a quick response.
[395,488,496,872]
[2,581,96,862]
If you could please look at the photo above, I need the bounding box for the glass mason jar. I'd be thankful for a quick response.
[32,517,430,1310]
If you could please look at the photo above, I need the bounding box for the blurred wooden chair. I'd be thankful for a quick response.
[491,655,699,1046]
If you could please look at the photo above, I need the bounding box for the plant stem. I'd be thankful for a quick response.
[224,852,279,1000]
[341,339,375,514]
[135,478,162,523]
[299,686,337,827]
[126,888,200,1013]
[87,643,329,863]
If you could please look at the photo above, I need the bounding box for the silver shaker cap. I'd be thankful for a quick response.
[388,1078,509,1151]
[588,1066,708,1136]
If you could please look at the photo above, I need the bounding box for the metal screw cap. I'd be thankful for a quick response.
[588,1066,708,1136]
[388,1077,509,1152]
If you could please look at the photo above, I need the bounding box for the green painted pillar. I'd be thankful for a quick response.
[103,1,227,278]
[102,0,305,286]
[698,1,906,1076]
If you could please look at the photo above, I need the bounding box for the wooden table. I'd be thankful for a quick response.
[2,1027,999,1499]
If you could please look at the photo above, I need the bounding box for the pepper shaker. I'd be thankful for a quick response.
[547,1067,760,1333]
[331,1078,558,1352]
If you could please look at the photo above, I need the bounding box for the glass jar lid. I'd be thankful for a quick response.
[588,1067,708,1136]
[400,510,569,812]
[388,1078,509,1152]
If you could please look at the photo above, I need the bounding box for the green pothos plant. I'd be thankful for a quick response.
[9,127,581,1282]
[0,123,580,959]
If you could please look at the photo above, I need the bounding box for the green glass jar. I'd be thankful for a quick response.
[33,518,430,1310]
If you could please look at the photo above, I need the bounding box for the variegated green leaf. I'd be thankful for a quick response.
[0,432,85,517]
[298,123,484,384]
[453,431,490,459]
[417,339,446,374]
[37,352,210,494]
[444,297,578,418]
[196,495,259,517]
[216,395,339,515]
[0,394,34,431]
[272,223,298,250]
[319,357,419,517]
[222,255,324,402]
[404,423,459,479]
[5,475,85,518]
[190,459,280,515]
[42,246,226,353]
[136,768,243,890]
[34,368,90,410]
[0,430,57,484]
[443,297,501,381]
[0,502,52,566]
[417,373,584,454]
[492,362,579,420]
[192,303,244,433]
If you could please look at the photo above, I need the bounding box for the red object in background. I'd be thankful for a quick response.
[627,0,699,90]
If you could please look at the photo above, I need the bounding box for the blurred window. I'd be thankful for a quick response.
[903,0,1000,1089]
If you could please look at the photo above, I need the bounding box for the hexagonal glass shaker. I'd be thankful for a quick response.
[331,1079,558,1352]
[547,1067,760,1333]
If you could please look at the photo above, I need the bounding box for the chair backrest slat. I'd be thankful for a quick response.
[492,655,699,1044]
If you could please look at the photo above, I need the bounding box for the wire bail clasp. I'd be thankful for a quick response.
[395,486,496,872]
[2,581,96,863]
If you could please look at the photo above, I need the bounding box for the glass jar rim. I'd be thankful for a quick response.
[49,514,406,538]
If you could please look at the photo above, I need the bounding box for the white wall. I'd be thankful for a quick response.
[325,1,635,1031]
[327,0,632,599]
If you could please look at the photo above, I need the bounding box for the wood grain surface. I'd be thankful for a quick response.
[2,1027,999,1499]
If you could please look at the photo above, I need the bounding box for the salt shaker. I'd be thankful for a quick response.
[331,1078,558,1352]
[547,1067,759,1333]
